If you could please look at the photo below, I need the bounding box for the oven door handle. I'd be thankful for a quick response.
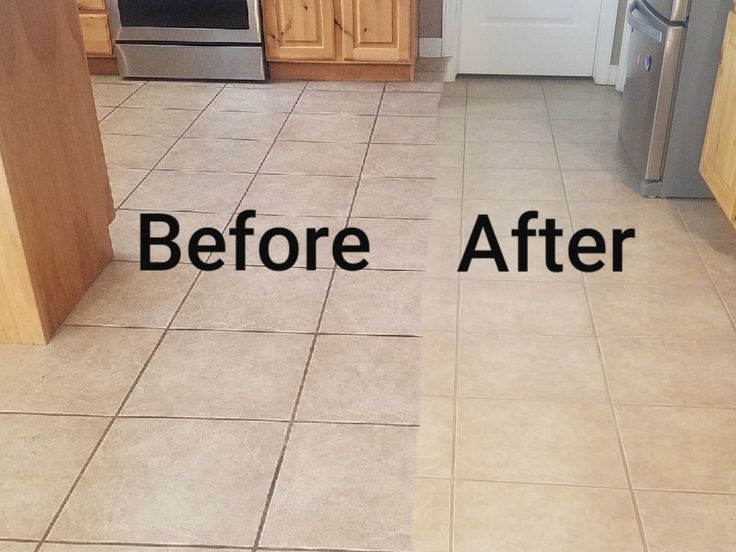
[627,2,665,43]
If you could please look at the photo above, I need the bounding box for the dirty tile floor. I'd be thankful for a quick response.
[0,76,442,551]
[415,76,736,551]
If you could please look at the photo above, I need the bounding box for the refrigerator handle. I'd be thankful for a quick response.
[627,2,665,43]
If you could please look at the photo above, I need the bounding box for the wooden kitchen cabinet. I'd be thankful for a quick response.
[264,0,417,80]
[701,9,736,227]
[77,0,118,74]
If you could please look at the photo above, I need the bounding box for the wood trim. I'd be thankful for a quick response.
[87,55,119,75]
[269,60,414,80]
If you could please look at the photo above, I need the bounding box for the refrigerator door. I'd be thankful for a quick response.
[620,0,685,182]
[644,0,690,22]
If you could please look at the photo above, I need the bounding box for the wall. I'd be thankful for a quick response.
[611,0,629,63]
[420,0,442,38]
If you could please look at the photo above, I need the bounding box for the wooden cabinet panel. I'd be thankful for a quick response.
[78,0,106,10]
[263,0,335,60]
[80,14,112,56]
[341,0,411,62]
[701,10,736,224]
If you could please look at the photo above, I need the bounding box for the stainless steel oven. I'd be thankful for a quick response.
[108,0,265,81]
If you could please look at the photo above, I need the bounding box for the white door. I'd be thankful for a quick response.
[458,0,605,76]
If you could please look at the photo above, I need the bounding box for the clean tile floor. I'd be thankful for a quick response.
[415,76,736,551]
[0,75,443,551]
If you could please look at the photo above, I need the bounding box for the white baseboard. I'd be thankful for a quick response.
[419,38,443,58]
[594,64,619,86]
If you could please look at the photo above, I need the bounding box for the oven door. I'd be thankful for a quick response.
[108,0,262,44]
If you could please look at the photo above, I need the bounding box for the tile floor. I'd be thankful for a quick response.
[415,76,736,551]
[1,76,442,551]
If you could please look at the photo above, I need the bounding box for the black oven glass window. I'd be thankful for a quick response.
[118,0,249,30]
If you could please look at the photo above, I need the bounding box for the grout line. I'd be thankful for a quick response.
[544,84,651,552]
[250,82,387,551]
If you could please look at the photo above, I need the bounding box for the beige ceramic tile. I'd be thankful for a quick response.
[65,262,198,328]
[159,137,271,173]
[465,118,553,143]
[260,423,416,551]
[123,170,253,213]
[387,81,443,93]
[426,234,461,277]
[96,105,114,121]
[372,116,438,144]
[297,335,420,424]
[454,481,644,552]
[294,90,382,114]
[463,168,564,200]
[413,477,452,552]
[99,107,198,137]
[51,418,286,545]
[92,82,141,107]
[443,80,468,97]
[467,78,544,99]
[121,82,221,110]
[677,199,736,242]
[457,334,606,402]
[220,214,346,269]
[261,141,367,176]
[102,134,176,169]
[616,404,736,492]
[421,278,458,332]
[695,240,736,317]
[107,168,148,207]
[563,169,643,202]
[456,398,626,486]
[464,142,559,169]
[551,119,620,143]
[459,280,593,335]
[436,142,465,167]
[543,79,620,100]
[416,396,454,478]
[556,142,633,170]
[461,199,572,236]
[547,99,622,121]
[601,337,736,407]
[349,217,429,270]
[228,80,307,90]
[242,174,356,216]
[173,267,331,332]
[433,168,464,200]
[123,330,311,419]
[40,546,223,552]
[0,326,161,415]
[0,415,107,539]
[364,144,436,178]
[208,87,300,112]
[322,269,423,336]
[0,544,36,552]
[420,331,456,396]
[636,490,736,552]
[437,116,466,142]
[186,110,287,140]
[466,98,548,119]
[306,80,384,92]
[379,92,441,116]
[439,96,467,118]
[279,113,374,143]
[352,177,432,219]
[110,210,231,262]
[569,201,691,241]
[588,283,735,339]
[584,239,710,285]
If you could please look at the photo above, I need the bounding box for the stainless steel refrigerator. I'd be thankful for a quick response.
[620,0,731,197]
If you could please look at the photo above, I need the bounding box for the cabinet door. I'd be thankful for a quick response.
[263,0,336,60]
[701,11,736,224]
[341,0,412,62]
[78,0,106,10]
[79,14,112,56]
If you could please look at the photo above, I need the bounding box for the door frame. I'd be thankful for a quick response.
[442,0,622,84]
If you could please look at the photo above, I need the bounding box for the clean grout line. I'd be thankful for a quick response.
[253,84,386,552]
[543,83,651,552]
